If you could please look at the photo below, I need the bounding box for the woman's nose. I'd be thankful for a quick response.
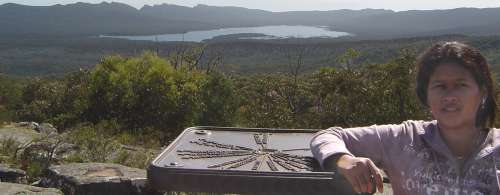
[441,93,458,104]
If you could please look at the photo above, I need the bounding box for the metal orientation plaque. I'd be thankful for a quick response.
[148,126,357,194]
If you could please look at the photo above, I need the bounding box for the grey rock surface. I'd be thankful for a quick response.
[0,164,26,183]
[54,143,80,160]
[0,123,76,164]
[16,122,39,131]
[0,124,41,144]
[42,163,151,195]
[37,123,58,136]
[0,182,62,195]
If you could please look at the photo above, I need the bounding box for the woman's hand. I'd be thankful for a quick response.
[336,154,384,193]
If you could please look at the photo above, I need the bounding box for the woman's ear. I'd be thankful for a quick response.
[480,89,487,110]
[480,88,487,103]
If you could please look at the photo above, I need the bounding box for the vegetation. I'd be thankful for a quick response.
[0,48,436,137]
[235,49,429,128]
[3,34,500,77]
[0,74,24,123]
[5,52,239,142]
[2,46,498,134]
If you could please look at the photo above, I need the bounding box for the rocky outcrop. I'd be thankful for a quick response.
[0,123,163,194]
[0,123,41,144]
[41,163,156,195]
[0,182,62,195]
[16,122,40,131]
[36,123,59,136]
[0,164,26,183]
[0,122,79,166]
[2,122,59,142]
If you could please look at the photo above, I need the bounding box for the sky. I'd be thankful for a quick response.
[2,0,500,11]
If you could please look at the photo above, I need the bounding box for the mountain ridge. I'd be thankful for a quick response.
[1,2,500,39]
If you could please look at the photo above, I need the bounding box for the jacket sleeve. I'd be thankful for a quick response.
[310,123,409,170]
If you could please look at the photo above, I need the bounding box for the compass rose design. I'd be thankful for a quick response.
[177,133,314,172]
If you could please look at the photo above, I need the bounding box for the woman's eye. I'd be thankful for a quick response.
[432,84,444,89]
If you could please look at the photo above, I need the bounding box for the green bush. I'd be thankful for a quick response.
[63,153,84,163]
[0,136,21,164]
[0,75,24,123]
[112,149,154,169]
[66,122,119,162]
[112,150,130,165]
[115,129,161,148]
[26,161,44,179]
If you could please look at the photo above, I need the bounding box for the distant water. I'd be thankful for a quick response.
[99,25,352,42]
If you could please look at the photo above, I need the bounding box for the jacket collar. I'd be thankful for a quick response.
[420,121,496,161]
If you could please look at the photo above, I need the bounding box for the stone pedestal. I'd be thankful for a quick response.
[42,163,158,195]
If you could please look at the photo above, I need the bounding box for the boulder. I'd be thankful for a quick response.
[42,163,157,195]
[0,182,62,195]
[16,122,39,130]
[0,124,41,144]
[3,126,77,165]
[0,164,26,183]
[54,143,80,158]
[37,123,58,136]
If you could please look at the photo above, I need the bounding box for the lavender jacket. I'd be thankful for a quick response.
[310,120,500,195]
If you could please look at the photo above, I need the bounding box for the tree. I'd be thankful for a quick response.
[199,71,239,126]
[336,48,360,69]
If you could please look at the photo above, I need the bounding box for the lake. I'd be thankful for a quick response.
[100,25,352,42]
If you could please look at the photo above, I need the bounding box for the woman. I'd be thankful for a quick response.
[310,41,499,194]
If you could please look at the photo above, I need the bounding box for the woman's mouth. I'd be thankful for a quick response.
[442,106,460,112]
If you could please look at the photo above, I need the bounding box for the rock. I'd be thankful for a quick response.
[0,124,41,144]
[0,164,26,183]
[16,122,39,130]
[0,182,62,195]
[42,163,153,195]
[17,133,76,165]
[55,143,79,158]
[37,123,58,136]
[31,179,42,186]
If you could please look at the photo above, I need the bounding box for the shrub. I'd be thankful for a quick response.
[66,122,119,162]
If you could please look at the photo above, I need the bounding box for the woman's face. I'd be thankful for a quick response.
[427,63,483,130]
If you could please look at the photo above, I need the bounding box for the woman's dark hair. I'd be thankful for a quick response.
[415,41,496,128]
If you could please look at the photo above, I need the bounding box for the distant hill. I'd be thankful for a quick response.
[1,2,500,39]
[0,2,214,37]
[331,8,500,39]
[140,4,392,28]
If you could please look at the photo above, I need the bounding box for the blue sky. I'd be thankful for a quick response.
[2,0,500,11]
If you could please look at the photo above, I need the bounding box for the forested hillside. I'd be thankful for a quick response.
[2,34,500,76]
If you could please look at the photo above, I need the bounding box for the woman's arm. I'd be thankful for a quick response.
[310,123,409,193]
[310,125,388,168]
